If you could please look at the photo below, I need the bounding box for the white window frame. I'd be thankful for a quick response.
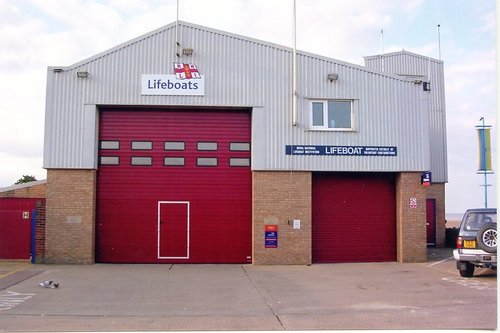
[309,99,355,131]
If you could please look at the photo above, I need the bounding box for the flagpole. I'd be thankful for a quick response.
[482,117,487,207]
[175,0,180,58]
[291,0,297,127]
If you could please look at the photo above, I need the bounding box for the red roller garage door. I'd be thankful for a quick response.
[312,172,396,263]
[96,108,252,263]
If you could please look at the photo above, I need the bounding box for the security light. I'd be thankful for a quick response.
[182,48,194,56]
[327,73,339,81]
[76,71,89,78]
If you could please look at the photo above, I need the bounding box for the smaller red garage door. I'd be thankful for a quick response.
[312,172,396,263]
[0,198,41,260]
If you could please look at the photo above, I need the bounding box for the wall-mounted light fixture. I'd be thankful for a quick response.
[414,79,423,85]
[327,73,339,82]
[53,68,64,73]
[76,71,89,78]
[182,48,194,56]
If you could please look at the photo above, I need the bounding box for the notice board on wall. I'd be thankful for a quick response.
[264,225,278,248]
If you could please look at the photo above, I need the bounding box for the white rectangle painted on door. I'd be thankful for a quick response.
[157,201,190,259]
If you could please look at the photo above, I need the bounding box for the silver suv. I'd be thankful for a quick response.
[453,208,497,277]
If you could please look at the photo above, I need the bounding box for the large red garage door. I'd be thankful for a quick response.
[312,172,396,263]
[96,108,252,263]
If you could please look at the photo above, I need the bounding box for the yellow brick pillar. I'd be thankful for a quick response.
[252,171,312,265]
[45,169,96,264]
[396,172,427,262]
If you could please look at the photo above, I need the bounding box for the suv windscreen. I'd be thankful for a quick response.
[462,212,497,231]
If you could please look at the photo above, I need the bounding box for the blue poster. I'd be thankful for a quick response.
[265,225,278,248]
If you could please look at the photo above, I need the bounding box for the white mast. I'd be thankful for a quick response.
[291,0,298,127]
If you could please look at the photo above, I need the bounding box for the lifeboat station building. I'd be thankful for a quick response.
[42,21,447,265]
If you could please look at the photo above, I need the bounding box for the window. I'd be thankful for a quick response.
[310,100,353,130]
[164,157,185,166]
[197,142,218,151]
[230,158,250,167]
[131,157,152,166]
[132,141,152,150]
[230,142,251,151]
[100,156,119,165]
[100,141,119,150]
[197,157,217,166]
[165,142,185,151]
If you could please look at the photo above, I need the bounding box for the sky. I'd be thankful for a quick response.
[0,0,496,214]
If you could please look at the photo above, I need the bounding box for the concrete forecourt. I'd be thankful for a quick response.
[0,248,496,331]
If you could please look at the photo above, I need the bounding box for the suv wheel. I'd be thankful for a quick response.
[477,222,497,253]
[459,262,475,277]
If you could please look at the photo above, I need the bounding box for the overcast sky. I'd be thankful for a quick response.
[0,0,496,213]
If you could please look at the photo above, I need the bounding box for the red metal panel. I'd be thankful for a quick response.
[312,173,396,263]
[0,198,41,259]
[96,108,252,263]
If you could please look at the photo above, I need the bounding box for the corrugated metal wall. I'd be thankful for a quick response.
[365,52,447,182]
[44,21,434,174]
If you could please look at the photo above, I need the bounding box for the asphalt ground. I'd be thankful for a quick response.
[0,248,496,332]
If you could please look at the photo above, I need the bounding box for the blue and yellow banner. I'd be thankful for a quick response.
[477,127,492,171]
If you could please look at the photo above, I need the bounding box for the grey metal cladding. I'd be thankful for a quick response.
[44,21,440,177]
[364,51,447,182]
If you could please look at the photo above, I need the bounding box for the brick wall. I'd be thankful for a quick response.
[45,169,96,264]
[426,183,446,247]
[253,171,311,265]
[396,172,427,262]
[40,168,440,265]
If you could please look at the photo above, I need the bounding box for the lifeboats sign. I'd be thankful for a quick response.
[141,74,205,96]
[141,62,204,96]
[285,145,397,156]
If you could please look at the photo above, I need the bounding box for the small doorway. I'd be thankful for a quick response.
[158,201,190,259]
[426,199,436,245]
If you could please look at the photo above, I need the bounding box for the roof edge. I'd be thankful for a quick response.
[0,179,47,193]
[46,21,422,82]
[364,50,443,64]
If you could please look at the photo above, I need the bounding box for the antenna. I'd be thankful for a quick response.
[380,29,385,71]
[380,29,384,55]
[175,0,180,58]
[437,24,442,60]
[436,0,442,60]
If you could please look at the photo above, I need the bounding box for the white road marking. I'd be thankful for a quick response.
[0,291,36,311]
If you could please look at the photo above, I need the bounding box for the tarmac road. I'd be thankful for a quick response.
[0,248,496,331]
